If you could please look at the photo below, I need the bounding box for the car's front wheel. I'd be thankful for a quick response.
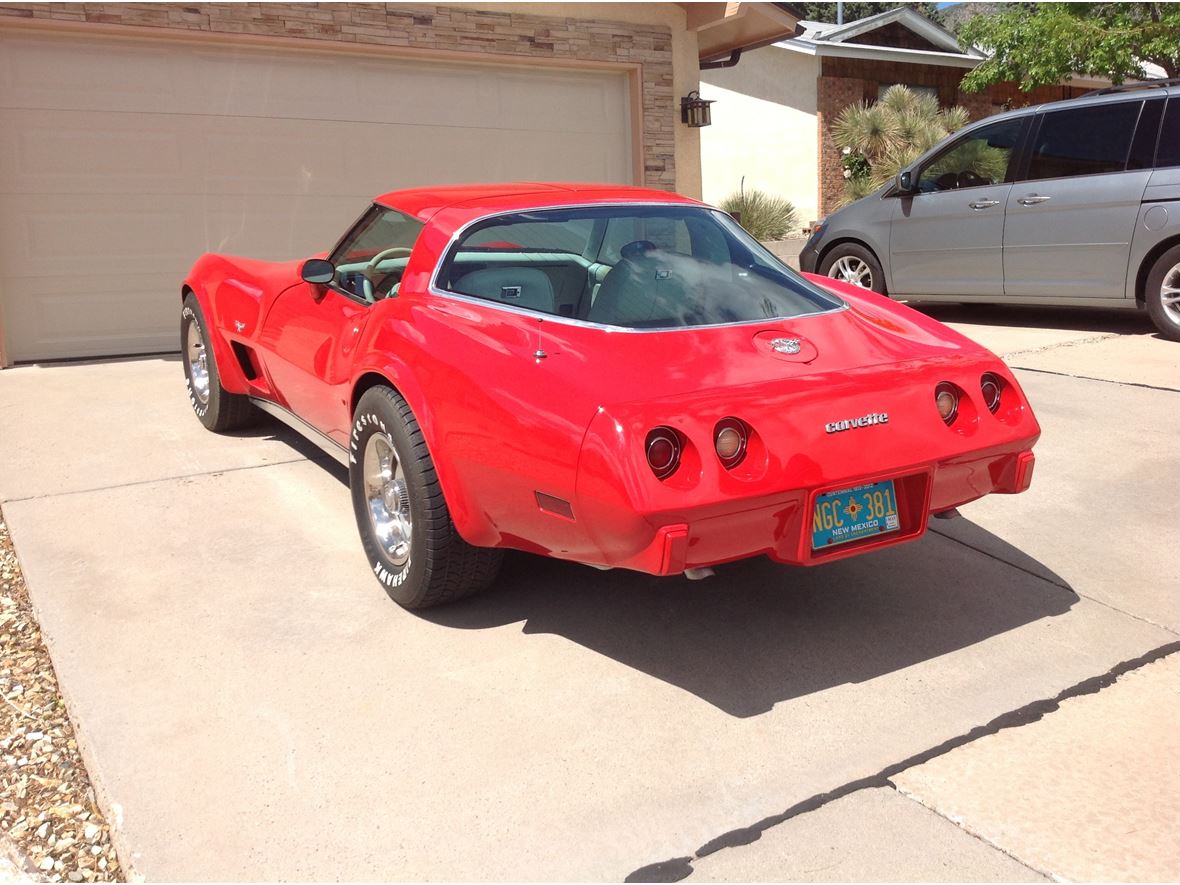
[818,243,887,295]
[1145,245,1180,342]
[349,385,503,609]
[181,293,255,431]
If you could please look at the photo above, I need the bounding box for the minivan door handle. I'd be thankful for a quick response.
[969,199,1001,209]
[1017,194,1052,205]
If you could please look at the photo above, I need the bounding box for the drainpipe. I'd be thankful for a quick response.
[700,49,742,70]
[837,1,844,24]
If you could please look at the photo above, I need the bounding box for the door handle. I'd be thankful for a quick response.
[969,199,1000,209]
[1018,194,1052,205]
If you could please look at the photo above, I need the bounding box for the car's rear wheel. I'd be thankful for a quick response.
[1145,245,1180,342]
[181,293,255,431]
[818,243,887,295]
[350,385,502,609]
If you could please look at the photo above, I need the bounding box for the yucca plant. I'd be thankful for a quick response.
[833,85,971,206]
[720,187,798,241]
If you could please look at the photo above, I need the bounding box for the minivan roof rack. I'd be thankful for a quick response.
[1084,77,1180,97]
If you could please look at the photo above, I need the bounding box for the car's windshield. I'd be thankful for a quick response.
[434,205,844,329]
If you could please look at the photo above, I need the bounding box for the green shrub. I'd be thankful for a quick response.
[833,84,970,206]
[720,189,799,241]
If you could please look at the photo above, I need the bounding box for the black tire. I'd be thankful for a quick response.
[1145,244,1180,342]
[181,293,255,431]
[818,242,887,295]
[349,386,503,609]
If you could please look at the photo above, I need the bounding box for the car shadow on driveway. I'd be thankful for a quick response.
[422,520,1076,718]
[909,302,1154,335]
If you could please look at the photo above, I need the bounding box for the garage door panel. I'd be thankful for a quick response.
[4,274,178,362]
[1,31,632,361]
[1,33,629,134]
[0,194,367,277]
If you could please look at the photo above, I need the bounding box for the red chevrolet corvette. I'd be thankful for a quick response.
[181,183,1038,608]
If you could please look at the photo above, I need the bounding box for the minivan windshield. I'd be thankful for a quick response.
[434,205,844,329]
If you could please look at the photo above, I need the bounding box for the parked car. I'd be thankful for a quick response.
[800,80,1180,341]
[181,183,1039,609]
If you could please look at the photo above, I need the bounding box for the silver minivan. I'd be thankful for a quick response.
[799,80,1180,341]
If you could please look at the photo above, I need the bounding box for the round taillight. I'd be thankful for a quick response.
[646,428,681,480]
[980,373,1002,414]
[935,382,959,425]
[714,418,748,469]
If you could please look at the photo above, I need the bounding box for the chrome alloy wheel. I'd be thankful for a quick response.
[1161,263,1180,324]
[363,432,413,567]
[831,255,873,288]
[185,320,211,404]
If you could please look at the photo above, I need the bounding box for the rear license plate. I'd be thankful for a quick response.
[812,480,900,549]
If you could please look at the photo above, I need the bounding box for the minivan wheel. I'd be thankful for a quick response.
[818,243,887,295]
[1145,245,1180,342]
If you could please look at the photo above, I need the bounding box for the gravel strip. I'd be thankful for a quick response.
[0,510,121,883]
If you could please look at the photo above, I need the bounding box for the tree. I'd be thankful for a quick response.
[802,2,941,24]
[832,85,969,203]
[959,3,1180,92]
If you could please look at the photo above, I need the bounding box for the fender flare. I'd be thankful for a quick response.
[181,275,251,395]
[347,358,498,548]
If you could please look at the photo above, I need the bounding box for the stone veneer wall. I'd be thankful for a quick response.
[0,2,678,190]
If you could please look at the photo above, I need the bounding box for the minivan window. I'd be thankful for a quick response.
[1025,102,1140,181]
[916,118,1024,192]
[1156,98,1180,169]
[1127,99,1165,170]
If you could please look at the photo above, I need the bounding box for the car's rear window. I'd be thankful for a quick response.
[433,205,843,329]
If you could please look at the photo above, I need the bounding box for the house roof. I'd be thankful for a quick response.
[778,5,985,68]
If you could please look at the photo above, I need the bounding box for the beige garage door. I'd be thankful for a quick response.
[0,30,633,362]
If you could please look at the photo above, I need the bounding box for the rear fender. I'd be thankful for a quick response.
[349,352,497,548]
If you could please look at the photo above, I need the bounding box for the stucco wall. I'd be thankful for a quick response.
[699,46,819,225]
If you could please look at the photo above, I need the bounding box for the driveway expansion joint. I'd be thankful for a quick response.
[0,455,335,505]
[622,642,1180,883]
[1010,365,1180,395]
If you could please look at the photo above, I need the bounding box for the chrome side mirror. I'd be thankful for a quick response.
[300,258,335,286]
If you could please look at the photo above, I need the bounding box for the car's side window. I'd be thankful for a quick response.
[1155,98,1180,169]
[1022,101,1141,182]
[916,118,1025,193]
[328,206,424,303]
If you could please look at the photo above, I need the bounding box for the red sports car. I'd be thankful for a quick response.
[181,183,1039,609]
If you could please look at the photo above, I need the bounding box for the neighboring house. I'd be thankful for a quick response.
[0,2,800,365]
[700,6,1109,225]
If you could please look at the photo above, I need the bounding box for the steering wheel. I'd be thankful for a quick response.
[364,246,413,282]
[959,170,989,188]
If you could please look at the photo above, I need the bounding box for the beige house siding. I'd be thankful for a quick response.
[700,46,819,225]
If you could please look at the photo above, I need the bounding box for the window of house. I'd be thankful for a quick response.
[1024,101,1141,181]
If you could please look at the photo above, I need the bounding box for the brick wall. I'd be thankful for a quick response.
[0,2,678,190]
[817,74,870,218]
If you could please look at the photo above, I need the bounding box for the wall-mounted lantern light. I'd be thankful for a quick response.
[680,90,714,128]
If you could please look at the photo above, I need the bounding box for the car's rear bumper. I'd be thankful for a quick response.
[593,448,1035,576]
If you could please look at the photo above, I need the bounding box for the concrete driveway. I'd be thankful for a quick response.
[0,303,1176,881]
